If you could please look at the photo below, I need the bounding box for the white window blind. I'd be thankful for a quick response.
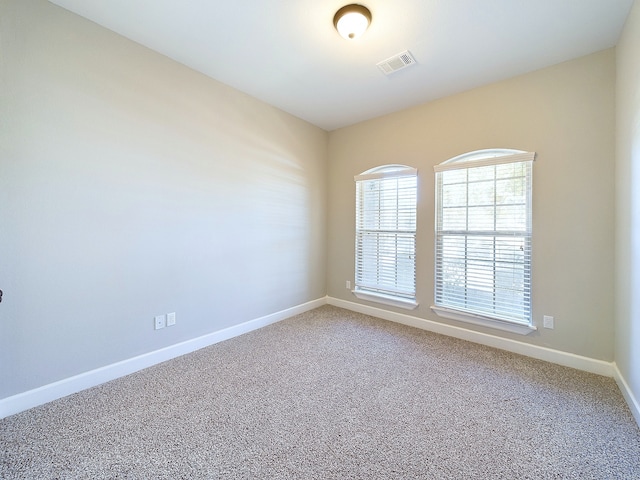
[434,150,535,326]
[355,165,417,301]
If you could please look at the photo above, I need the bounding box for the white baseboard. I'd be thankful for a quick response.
[327,296,614,377]
[613,364,640,428]
[0,298,325,420]
[4,297,631,425]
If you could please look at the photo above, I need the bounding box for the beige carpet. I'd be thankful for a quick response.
[2,305,639,479]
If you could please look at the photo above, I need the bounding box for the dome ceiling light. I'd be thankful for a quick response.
[333,4,372,40]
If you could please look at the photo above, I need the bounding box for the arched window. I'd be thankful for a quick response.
[432,149,535,334]
[353,165,418,309]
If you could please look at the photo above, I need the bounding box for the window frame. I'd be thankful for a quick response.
[431,150,536,335]
[353,165,418,310]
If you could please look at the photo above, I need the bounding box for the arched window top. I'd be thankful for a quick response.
[361,164,413,174]
[355,164,417,181]
[443,148,525,164]
[435,149,535,172]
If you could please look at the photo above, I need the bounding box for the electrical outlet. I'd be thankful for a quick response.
[543,315,554,329]
[167,312,176,327]
[346,280,351,289]
[154,314,166,330]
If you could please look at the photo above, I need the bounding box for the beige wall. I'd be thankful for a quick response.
[616,0,640,417]
[328,49,616,361]
[0,0,327,399]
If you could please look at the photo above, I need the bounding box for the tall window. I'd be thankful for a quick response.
[433,150,535,333]
[354,165,418,309]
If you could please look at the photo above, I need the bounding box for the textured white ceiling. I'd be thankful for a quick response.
[48,0,633,131]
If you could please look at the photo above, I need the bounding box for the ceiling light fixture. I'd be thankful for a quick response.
[333,4,372,40]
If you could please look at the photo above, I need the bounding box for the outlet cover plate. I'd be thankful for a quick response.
[167,312,176,326]
[154,315,166,330]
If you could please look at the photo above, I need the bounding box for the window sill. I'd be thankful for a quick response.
[430,305,537,335]
[353,289,418,310]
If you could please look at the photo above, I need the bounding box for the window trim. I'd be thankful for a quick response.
[432,149,536,335]
[430,305,537,335]
[353,289,419,310]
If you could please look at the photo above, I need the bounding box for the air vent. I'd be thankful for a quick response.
[376,50,416,75]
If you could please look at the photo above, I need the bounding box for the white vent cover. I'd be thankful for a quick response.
[377,50,416,75]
